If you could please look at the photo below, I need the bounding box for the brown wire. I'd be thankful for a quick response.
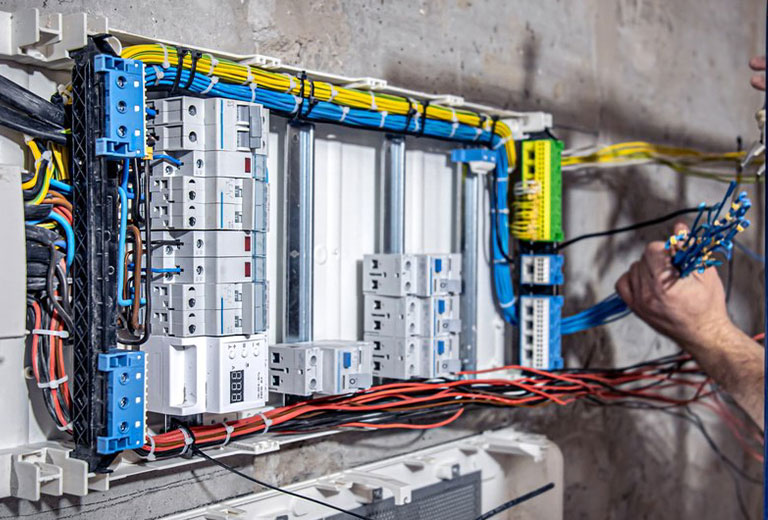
[44,191,73,212]
[126,225,143,330]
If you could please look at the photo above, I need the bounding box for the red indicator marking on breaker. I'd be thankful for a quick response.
[244,234,251,252]
[244,156,251,174]
[245,261,251,278]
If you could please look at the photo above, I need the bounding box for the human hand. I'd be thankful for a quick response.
[750,55,765,90]
[615,223,733,348]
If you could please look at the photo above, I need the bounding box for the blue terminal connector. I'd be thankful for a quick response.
[519,295,564,370]
[94,55,147,159]
[520,254,564,286]
[97,349,146,454]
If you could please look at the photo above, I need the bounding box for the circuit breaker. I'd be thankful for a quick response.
[363,253,462,297]
[363,254,462,380]
[143,96,270,415]
[269,341,374,396]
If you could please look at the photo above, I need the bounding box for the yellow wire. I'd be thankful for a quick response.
[30,160,53,205]
[121,44,517,171]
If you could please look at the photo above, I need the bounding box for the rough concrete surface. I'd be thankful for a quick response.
[0,0,765,519]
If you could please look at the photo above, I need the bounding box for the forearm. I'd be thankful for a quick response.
[676,320,764,429]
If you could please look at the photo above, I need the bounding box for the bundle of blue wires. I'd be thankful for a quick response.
[489,145,517,324]
[143,67,495,143]
[562,181,751,335]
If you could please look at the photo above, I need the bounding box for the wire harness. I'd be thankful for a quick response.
[561,182,752,334]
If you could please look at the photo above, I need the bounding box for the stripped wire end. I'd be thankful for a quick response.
[666,183,752,277]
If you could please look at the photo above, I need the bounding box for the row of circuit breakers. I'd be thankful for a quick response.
[136,95,465,420]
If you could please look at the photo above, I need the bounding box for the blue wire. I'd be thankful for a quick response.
[54,240,66,249]
[49,179,72,194]
[48,211,74,269]
[153,154,182,167]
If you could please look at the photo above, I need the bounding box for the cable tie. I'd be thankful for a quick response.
[151,65,165,81]
[256,411,273,435]
[146,435,157,461]
[473,127,483,141]
[200,75,219,95]
[339,105,350,123]
[493,135,512,150]
[205,54,219,76]
[287,76,296,93]
[369,91,377,111]
[499,299,515,308]
[417,100,431,137]
[31,328,70,338]
[37,375,68,390]
[249,82,258,103]
[222,423,235,446]
[379,111,388,129]
[158,43,170,69]
[55,422,72,432]
[328,85,338,102]
[242,64,254,85]
[178,424,195,456]
[449,121,459,138]
[450,108,458,123]
[292,95,303,115]
[496,177,508,184]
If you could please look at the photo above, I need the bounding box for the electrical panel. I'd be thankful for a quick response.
[363,254,462,379]
[143,95,270,415]
[269,341,374,396]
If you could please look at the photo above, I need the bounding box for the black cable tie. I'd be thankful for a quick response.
[303,76,320,120]
[182,51,202,91]
[291,71,307,124]
[170,48,189,95]
[487,115,500,147]
[404,97,418,133]
[417,100,431,137]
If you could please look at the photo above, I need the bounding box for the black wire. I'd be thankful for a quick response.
[0,104,67,144]
[474,482,555,520]
[556,206,710,250]
[191,446,374,520]
[46,243,74,331]
[23,159,49,201]
[588,400,762,485]
[0,73,67,127]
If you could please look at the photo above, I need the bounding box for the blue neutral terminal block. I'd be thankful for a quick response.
[97,349,146,454]
[520,254,564,286]
[519,295,564,370]
[94,55,147,159]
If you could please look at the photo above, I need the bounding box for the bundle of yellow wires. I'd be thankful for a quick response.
[120,44,518,170]
[562,141,760,183]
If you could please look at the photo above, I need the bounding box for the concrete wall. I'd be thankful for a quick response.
[0,0,764,518]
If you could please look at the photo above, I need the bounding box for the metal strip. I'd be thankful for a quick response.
[284,122,314,342]
[461,170,479,371]
[381,135,406,254]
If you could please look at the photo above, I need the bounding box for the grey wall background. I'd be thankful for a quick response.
[0,0,765,518]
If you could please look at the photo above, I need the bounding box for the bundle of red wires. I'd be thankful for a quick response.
[136,352,760,460]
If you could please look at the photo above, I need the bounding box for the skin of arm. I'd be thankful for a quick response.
[615,223,764,429]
